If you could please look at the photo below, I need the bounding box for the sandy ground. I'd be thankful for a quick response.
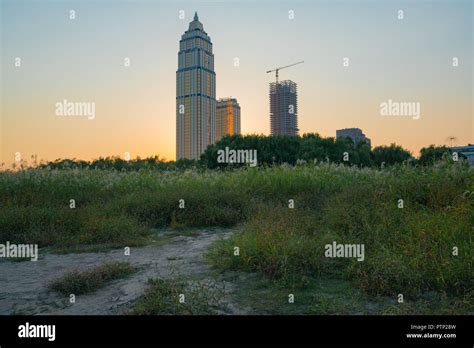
[0,228,247,315]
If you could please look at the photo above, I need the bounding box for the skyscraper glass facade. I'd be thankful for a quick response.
[215,98,241,142]
[176,13,216,160]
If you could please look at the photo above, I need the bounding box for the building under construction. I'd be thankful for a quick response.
[215,98,241,142]
[269,80,298,136]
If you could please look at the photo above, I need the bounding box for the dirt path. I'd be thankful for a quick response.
[0,228,246,315]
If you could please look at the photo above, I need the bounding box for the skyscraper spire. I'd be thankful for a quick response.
[189,11,203,30]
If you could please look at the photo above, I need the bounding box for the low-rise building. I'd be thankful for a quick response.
[450,144,474,165]
[336,128,371,147]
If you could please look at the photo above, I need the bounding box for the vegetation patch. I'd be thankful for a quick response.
[2,158,472,314]
[207,163,473,303]
[224,273,474,315]
[130,277,224,315]
[49,261,136,296]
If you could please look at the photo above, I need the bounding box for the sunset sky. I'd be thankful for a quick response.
[1,0,472,164]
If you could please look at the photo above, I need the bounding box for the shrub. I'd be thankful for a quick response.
[49,262,135,295]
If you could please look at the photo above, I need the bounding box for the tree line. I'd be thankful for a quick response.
[201,134,463,168]
[37,134,464,171]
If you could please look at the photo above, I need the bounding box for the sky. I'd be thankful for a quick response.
[1,0,472,164]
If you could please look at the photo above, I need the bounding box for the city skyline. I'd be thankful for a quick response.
[1,0,472,164]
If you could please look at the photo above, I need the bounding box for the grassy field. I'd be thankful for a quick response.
[1,162,472,313]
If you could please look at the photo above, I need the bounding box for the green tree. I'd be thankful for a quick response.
[418,145,452,166]
[372,144,412,167]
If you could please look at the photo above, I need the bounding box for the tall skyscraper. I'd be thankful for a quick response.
[215,98,241,142]
[270,80,298,136]
[176,12,216,160]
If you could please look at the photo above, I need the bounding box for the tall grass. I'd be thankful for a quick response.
[206,163,473,297]
[1,162,472,298]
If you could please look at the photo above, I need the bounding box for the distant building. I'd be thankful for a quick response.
[270,80,298,136]
[450,144,474,165]
[336,128,371,147]
[215,98,241,142]
[176,12,216,160]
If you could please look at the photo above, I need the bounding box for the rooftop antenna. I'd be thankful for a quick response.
[447,136,457,147]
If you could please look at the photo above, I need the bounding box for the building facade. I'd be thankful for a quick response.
[336,128,371,147]
[270,80,298,136]
[215,98,241,142]
[450,144,474,165]
[176,12,216,160]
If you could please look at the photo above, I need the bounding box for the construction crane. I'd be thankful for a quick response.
[266,61,304,83]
